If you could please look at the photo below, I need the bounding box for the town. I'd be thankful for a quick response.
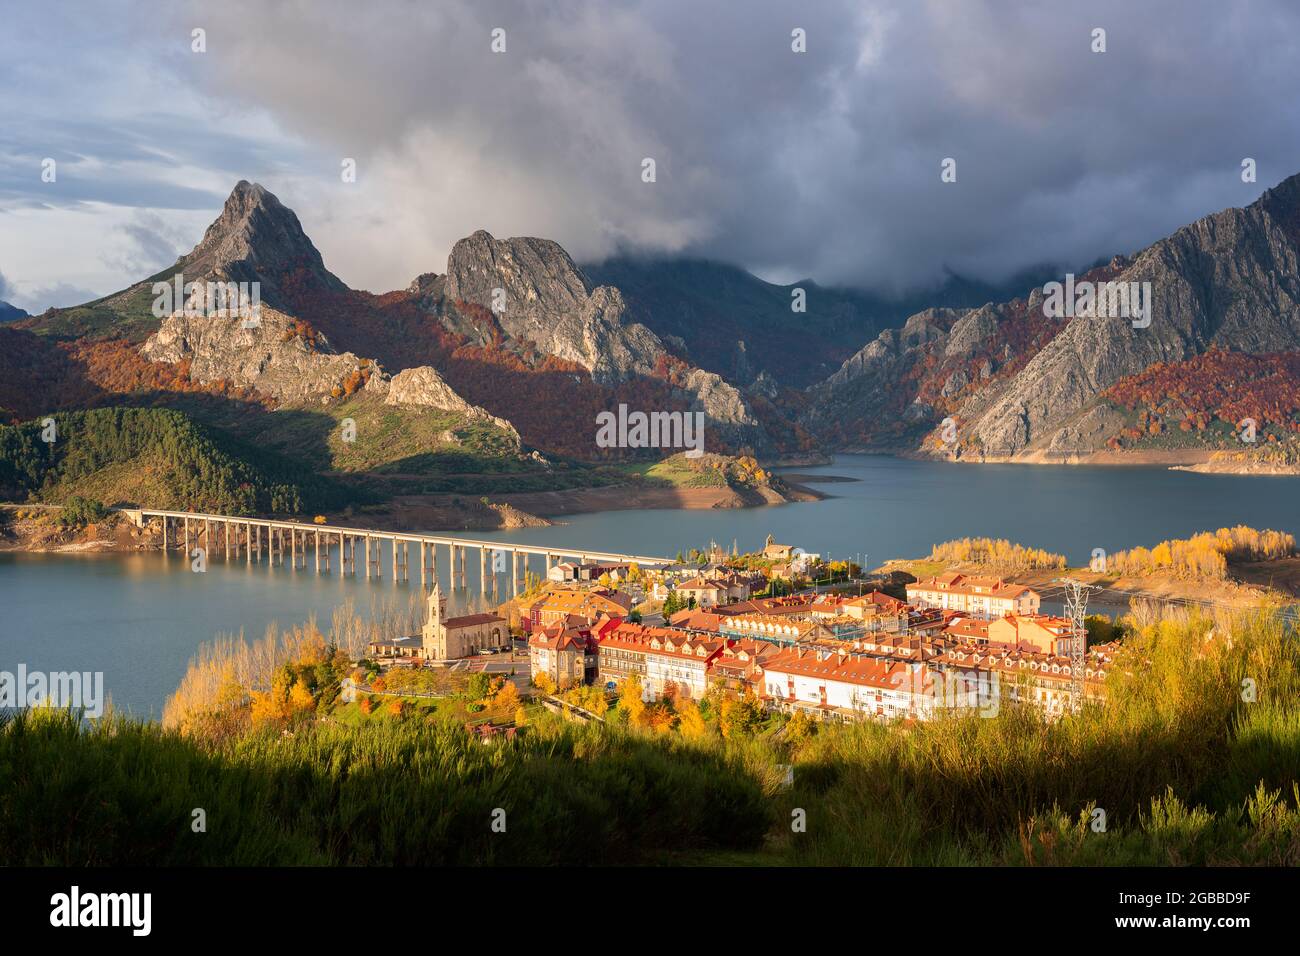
[361,534,1118,731]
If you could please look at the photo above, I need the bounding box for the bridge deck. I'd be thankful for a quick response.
[131,508,674,566]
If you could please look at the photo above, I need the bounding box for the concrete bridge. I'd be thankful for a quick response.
[122,508,673,597]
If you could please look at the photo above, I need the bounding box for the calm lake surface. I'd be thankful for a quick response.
[3,454,1297,716]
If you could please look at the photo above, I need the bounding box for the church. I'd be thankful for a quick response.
[421,583,510,660]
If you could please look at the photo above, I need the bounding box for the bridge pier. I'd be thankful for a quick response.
[138,510,671,590]
[424,542,437,590]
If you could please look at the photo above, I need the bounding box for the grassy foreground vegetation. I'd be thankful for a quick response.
[3,605,1299,865]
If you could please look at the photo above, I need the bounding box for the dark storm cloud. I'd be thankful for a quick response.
[6,0,1300,298]
[161,0,1300,293]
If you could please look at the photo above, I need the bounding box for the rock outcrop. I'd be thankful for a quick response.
[380,366,520,441]
[432,229,766,448]
[141,305,367,403]
[443,230,665,385]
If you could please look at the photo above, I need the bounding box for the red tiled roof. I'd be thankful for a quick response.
[760,646,936,692]
[598,622,725,661]
[445,612,507,628]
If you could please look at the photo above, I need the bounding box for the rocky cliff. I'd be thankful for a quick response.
[956,178,1300,457]
[424,229,767,450]
[141,304,371,404]
[379,365,520,441]
[810,174,1300,458]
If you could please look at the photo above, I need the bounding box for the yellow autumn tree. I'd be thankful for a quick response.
[491,680,520,718]
[620,674,649,728]
[533,671,556,696]
[676,699,708,740]
[288,680,315,715]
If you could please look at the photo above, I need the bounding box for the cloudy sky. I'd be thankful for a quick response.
[3,0,1300,312]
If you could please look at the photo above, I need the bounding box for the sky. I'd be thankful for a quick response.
[3,0,1300,313]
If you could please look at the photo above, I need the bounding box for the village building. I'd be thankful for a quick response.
[708,639,781,694]
[943,614,992,644]
[366,633,424,660]
[906,573,1040,619]
[761,534,794,561]
[756,646,939,723]
[529,616,614,687]
[718,613,833,646]
[421,583,510,660]
[523,588,634,633]
[840,591,912,634]
[715,595,815,617]
[906,607,952,636]
[667,608,728,632]
[596,623,726,700]
[546,561,589,584]
[674,572,754,607]
[986,613,1076,655]
[841,632,954,664]
[546,561,635,585]
[934,642,1114,717]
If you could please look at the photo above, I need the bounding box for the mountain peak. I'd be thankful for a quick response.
[177,181,344,303]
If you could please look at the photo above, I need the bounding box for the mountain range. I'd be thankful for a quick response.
[4,172,1300,504]
[812,175,1300,464]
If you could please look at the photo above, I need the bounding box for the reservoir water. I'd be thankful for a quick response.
[3,454,1297,716]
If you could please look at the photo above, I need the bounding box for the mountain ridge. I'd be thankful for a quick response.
[808,173,1300,463]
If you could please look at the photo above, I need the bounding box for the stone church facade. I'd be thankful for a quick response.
[421,583,510,660]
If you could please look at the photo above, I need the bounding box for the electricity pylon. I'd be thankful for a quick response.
[1058,578,1098,711]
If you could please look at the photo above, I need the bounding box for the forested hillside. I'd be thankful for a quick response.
[0,407,351,514]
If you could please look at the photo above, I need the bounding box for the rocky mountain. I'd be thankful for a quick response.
[0,300,26,323]
[585,256,1056,389]
[810,174,1300,460]
[87,182,762,457]
[443,231,663,385]
[167,180,346,306]
[381,365,516,433]
[399,229,768,451]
